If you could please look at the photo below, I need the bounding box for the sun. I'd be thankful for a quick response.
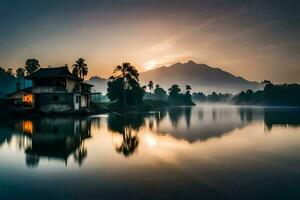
[144,59,157,71]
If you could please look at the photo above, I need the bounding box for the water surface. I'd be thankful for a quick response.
[1,106,300,200]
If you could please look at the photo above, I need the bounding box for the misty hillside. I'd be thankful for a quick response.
[86,76,108,93]
[140,61,261,94]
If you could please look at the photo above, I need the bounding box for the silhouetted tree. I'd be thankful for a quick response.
[154,85,167,100]
[186,85,192,92]
[107,78,125,102]
[107,62,144,105]
[261,80,272,85]
[168,84,181,102]
[0,67,6,75]
[25,58,40,75]
[16,67,25,78]
[192,92,206,102]
[16,67,26,89]
[7,68,14,76]
[148,80,153,92]
[168,84,195,105]
[184,85,193,105]
[72,58,88,80]
[231,83,300,106]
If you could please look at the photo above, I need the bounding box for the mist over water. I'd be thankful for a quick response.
[0,105,300,199]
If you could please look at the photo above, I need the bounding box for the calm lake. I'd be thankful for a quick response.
[1,105,300,200]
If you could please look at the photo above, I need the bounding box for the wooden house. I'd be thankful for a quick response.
[26,65,93,113]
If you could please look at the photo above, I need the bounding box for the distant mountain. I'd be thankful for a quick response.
[86,76,108,93]
[140,61,261,94]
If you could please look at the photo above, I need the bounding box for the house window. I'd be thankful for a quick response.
[53,95,59,102]
[22,94,33,105]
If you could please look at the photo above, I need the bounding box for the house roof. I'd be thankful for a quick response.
[26,66,82,80]
[6,87,32,98]
[82,82,94,87]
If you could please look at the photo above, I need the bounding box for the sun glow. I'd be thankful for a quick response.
[144,134,157,147]
[144,59,157,71]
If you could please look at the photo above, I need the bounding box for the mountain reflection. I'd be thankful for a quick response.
[0,106,300,167]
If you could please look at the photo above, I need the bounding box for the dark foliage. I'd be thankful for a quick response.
[232,83,300,106]
[192,92,232,103]
[168,84,195,106]
[25,58,40,75]
[153,85,167,100]
[107,63,144,106]
[72,58,88,80]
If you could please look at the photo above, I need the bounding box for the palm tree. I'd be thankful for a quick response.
[112,62,139,82]
[72,58,88,80]
[111,62,139,105]
[25,58,40,75]
[168,84,181,101]
[168,84,181,94]
[186,85,192,92]
[6,68,14,76]
[148,80,153,93]
[16,67,25,78]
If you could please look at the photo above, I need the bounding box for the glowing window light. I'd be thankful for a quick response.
[22,94,33,105]
[23,120,33,135]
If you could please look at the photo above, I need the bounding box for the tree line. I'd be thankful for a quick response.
[232,82,300,106]
[2,58,299,107]
[0,58,89,91]
[193,81,300,106]
[106,62,195,107]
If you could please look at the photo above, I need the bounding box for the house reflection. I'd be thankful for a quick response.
[17,117,91,167]
[22,120,33,135]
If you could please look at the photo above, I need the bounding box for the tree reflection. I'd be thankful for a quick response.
[184,107,192,128]
[73,141,88,166]
[239,108,254,123]
[115,127,139,157]
[264,108,300,130]
[108,113,146,157]
[26,154,39,168]
[168,107,192,128]
[155,109,167,128]
[168,107,183,128]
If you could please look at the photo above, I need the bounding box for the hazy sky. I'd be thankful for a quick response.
[0,0,299,83]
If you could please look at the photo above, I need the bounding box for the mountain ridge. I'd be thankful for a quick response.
[139,61,261,94]
[87,61,261,94]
